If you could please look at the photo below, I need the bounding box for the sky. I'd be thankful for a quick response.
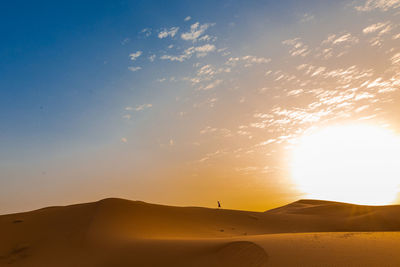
[1,0,400,214]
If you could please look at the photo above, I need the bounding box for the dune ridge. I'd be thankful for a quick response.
[1,198,400,266]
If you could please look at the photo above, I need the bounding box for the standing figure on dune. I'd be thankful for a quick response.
[217,201,221,209]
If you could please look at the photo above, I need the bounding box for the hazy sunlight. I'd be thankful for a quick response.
[291,125,400,205]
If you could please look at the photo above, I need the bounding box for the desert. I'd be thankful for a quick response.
[1,198,400,266]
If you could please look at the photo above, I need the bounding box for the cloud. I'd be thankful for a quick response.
[198,35,216,42]
[391,53,400,64]
[160,54,186,62]
[355,0,400,11]
[226,55,271,67]
[362,22,393,46]
[321,34,337,45]
[121,137,127,143]
[181,22,214,41]
[333,33,358,44]
[198,150,226,163]
[128,66,142,72]
[200,126,217,134]
[200,79,222,90]
[257,139,277,146]
[355,92,375,100]
[287,89,304,96]
[148,54,156,62]
[158,27,179,39]
[282,38,310,57]
[363,22,390,34]
[160,44,216,62]
[355,105,370,112]
[321,33,359,47]
[122,114,131,120]
[197,64,215,77]
[235,166,259,174]
[199,126,232,137]
[121,38,130,45]
[135,104,153,111]
[184,16,191,21]
[241,55,271,64]
[190,44,216,57]
[124,104,153,113]
[193,97,219,108]
[392,33,400,39]
[365,76,399,93]
[300,13,315,23]
[270,107,331,126]
[129,51,142,61]
[140,28,152,37]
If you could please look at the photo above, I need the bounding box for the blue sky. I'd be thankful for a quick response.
[0,0,344,157]
[0,0,313,158]
[1,0,400,213]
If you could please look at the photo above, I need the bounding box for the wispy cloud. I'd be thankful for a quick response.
[128,66,142,72]
[282,38,310,57]
[181,22,214,41]
[121,38,130,45]
[391,53,400,64]
[300,13,315,23]
[129,51,142,61]
[160,54,186,62]
[334,34,359,44]
[190,44,216,57]
[198,150,226,163]
[355,0,400,11]
[363,22,390,34]
[124,104,153,113]
[135,104,153,111]
[140,28,152,37]
[148,54,156,62]
[226,55,271,67]
[158,27,179,39]
[200,126,232,137]
[321,33,359,45]
[122,114,131,120]
[160,44,216,62]
[199,79,222,90]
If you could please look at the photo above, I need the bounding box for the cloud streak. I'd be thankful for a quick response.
[181,22,214,41]
[355,0,400,11]
[129,51,142,61]
[160,44,216,62]
[128,66,141,72]
[158,27,179,39]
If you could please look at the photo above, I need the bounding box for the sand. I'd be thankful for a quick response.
[1,198,400,266]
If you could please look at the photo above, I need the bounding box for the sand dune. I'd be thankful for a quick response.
[1,198,400,266]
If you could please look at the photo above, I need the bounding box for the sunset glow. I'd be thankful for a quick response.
[291,125,400,205]
[4,2,400,266]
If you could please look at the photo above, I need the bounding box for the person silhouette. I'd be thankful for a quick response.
[217,201,221,209]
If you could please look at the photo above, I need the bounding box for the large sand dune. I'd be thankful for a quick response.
[1,198,400,266]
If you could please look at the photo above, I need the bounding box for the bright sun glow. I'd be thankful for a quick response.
[291,124,400,205]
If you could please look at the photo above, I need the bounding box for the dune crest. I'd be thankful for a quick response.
[1,198,400,266]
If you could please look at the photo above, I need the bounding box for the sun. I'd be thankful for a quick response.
[291,124,400,205]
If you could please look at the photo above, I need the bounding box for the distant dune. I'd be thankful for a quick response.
[1,198,400,266]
